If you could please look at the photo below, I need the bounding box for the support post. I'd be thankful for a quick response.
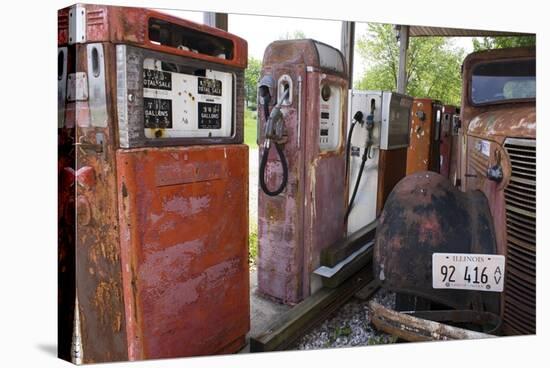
[341,21,355,87]
[397,25,409,94]
[203,12,228,31]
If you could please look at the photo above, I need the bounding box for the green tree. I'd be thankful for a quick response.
[472,36,535,51]
[245,56,262,109]
[279,30,306,40]
[355,23,464,106]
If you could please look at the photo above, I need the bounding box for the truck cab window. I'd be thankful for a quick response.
[471,58,535,105]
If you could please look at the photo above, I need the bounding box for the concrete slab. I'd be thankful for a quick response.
[239,267,291,353]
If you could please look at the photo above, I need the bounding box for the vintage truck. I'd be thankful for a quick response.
[374,47,536,335]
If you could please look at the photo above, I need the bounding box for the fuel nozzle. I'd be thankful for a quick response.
[258,75,274,106]
[259,85,271,105]
[367,98,376,131]
[366,113,374,131]
[364,112,375,160]
[353,110,364,124]
[264,88,289,144]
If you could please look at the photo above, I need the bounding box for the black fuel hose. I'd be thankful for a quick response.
[259,102,288,196]
[345,120,357,182]
[345,144,370,222]
[345,111,364,182]
[344,111,365,221]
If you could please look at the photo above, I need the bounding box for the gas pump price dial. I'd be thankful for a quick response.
[141,58,232,138]
[318,83,342,151]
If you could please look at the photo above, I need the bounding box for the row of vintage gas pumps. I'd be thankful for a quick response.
[58,4,461,363]
[256,42,461,305]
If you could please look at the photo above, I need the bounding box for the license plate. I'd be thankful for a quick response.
[432,253,505,292]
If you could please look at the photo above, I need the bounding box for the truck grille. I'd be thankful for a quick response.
[503,138,536,335]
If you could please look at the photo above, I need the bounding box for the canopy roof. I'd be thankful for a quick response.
[408,25,533,37]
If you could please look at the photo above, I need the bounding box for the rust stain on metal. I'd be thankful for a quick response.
[93,280,124,332]
[63,43,128,363]
[467,107,536,140]
[59,4,247,69]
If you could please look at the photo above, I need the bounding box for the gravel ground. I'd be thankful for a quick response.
[292,288,398,350]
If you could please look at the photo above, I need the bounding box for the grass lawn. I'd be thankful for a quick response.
[249,222,258,265]
[244,108,259,264]
[244,108,258,148]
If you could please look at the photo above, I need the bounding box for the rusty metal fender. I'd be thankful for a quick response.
[374,171,500,314]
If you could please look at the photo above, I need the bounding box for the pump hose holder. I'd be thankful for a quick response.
[260,140,288,196]
[259,89,290,196]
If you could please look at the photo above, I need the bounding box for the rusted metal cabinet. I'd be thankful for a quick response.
[406,98,443,175]
[257,40,348,304]
[58,4,249,362]
[440,105,458,178]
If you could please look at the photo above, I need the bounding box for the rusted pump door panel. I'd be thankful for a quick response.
[406,99,443,175]
[117,146,249,360]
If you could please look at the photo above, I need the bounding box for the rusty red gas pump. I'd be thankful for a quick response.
[58,4,249,363]
[257,40,348,304]
[406,98,443,175]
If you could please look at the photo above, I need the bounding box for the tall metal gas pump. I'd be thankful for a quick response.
[257,40,349,304]
[58,4,249,362]
[346,91,413,235]
[406,98,443,175]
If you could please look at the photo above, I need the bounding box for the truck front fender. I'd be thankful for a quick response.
[374,171,499,313]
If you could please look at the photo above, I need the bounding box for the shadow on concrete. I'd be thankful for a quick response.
[36,343,57,357]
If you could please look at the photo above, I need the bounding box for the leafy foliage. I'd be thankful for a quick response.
[244,108,258,148]
[245,56,262,108]
[279,30,307,40]
[472,36,536,51]
[249,222,258,265]
[355,23,464,106]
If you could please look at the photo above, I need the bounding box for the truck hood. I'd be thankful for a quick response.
[467,106,536,139]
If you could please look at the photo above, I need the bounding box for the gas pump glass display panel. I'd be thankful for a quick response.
[142,58,234,138]
[117,45,241,148]
[319,83,342,151]
[382,93,412,149]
